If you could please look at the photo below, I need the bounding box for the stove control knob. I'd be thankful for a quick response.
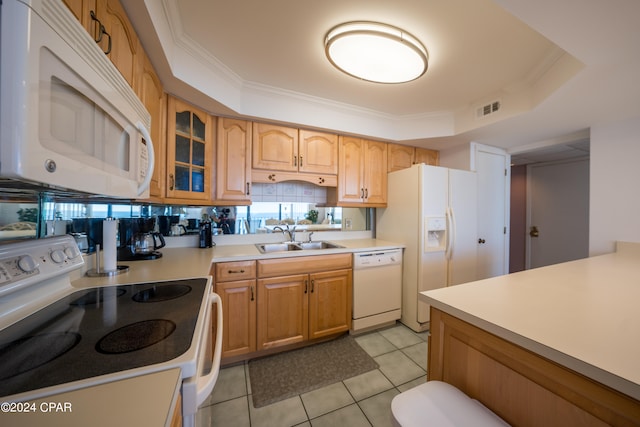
[18,255,39,273]
[50,249,67,264]
[64,246,81,260]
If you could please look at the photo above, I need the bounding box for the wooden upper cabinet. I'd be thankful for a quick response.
[363,140,388,205]
[252,124,338,176]
[216,118,252,203]
[414,147,439,166]
[252,123,298,172]
[137,51,166,199]
[333,137,387,206]
[166,96,214,201]
[62,0,97,34]
[388,144,439,172]
[298,130,338,175]
[336,137,366,204]
[95,0,138,88]
[388,144,415,172]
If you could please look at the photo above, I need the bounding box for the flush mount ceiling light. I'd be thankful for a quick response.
[324,21,428,84]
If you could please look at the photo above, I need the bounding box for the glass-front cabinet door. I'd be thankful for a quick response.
[166,96,214,201]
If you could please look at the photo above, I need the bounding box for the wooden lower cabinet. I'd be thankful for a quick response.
[257,274,308,349]
[429,307,640,426]
[214,261,257,360]
[257,268,352,350]
[217,279,256,358]
[215,254,352,363]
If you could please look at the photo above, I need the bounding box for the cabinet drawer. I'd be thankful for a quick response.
[257,253,352,278]
[215,261,256,282]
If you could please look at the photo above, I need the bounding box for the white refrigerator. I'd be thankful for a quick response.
[377,164,477,332]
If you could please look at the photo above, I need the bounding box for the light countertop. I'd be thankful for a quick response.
[71,238,405,289]
[0,368,181,427]
[210,238,405,262]
[420,241,640,401]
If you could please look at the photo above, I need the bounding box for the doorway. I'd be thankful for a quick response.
[509,139,590,272]
[527,158,589,268]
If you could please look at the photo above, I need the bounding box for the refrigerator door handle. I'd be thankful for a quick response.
[446,206,457,260]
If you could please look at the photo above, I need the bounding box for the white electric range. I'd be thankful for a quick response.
[0,235,222,427]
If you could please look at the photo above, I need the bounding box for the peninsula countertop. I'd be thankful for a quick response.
[420,241,640,401]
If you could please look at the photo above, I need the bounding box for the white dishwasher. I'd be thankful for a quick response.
[352,249,403,333]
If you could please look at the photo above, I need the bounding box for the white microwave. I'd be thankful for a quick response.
[0,0,154,198]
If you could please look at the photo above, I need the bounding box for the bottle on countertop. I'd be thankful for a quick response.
[199,215,213,248]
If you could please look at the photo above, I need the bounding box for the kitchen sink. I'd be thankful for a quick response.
[297,241,344,250]
[255,242,302,253]
[255,241,344,253]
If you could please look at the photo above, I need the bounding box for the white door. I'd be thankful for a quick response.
[473,143,510,279]
[527,158,589,268]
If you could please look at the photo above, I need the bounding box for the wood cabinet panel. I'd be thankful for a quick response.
[137,50,166,199]
[252,123,298,172]
[215,260,256,282]
[62,0,97,34]
[165,96,214,201]
[414,147,439,166]
[429,307,640,426]
[387,144,415,172]
[336,136,366,204]
[308,269,352,339]
[216,279,256,358]
[257,274,309,350]
[96,0,138,88]
[388,144,439,172]
[298,130,338,175]
[332,136,387,206]
[363,140,387,205]
[216,118,252,202]
[257,254,352,278]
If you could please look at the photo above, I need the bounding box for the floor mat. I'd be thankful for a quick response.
[248,335,378,408]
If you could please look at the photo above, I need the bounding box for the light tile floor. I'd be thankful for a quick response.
[197,322,429,427]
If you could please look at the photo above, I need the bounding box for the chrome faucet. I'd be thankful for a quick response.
[273,225,296,242]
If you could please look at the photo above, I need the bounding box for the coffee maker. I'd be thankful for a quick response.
[117,218,165,261]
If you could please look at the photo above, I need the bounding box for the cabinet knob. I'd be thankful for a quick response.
[318,177,325,184]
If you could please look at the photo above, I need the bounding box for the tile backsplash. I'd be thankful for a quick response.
[251,182,327,203]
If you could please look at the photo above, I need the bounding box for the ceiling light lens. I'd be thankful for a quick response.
[325,22,428,84]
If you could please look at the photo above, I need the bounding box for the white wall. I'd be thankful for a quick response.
[438,144,472,170]
[589,115,640,255]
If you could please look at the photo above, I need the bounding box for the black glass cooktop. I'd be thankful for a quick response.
[0,278,208,398]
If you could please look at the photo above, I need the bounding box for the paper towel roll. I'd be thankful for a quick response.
[102,218,118,272]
